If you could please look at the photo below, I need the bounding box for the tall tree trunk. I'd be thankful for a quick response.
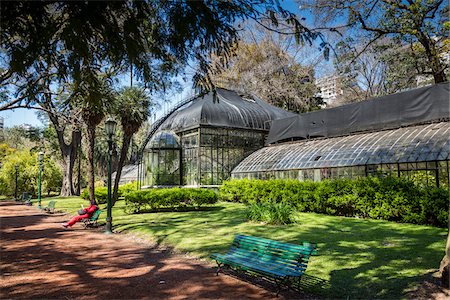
[60,130,81,196]
[418,33,447,84]
[112,133,131,205]
[60,150,74,196]
[86,126,96,203]
[48,114,81,197]
[76,147,81,195]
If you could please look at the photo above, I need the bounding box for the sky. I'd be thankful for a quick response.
[0,0,331,129]
[0,108,42,128]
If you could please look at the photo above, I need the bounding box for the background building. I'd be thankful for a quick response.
[315,75,344,105]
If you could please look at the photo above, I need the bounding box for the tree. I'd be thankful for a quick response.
[1,1,325,110]
[332,33,449,106]
[74,74,116,203]
[0,149,62,197]
[41,93,83,196]
[112,87,152,204]
[298,0,449,84]
[210,36,322,113]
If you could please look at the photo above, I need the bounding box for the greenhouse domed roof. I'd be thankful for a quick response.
[147,131,180,149]
[158,88,296,132]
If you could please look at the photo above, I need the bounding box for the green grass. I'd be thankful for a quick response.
[40,196,446,299]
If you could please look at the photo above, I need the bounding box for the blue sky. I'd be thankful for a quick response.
[0,108,42,127]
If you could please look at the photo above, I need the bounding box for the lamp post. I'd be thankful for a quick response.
[37,152,44,208]
[14,164,19,200]
[105,117,117,234]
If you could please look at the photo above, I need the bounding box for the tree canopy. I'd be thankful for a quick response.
[298,0,449,84]
[0,0,326,111]
[210,36,322,113]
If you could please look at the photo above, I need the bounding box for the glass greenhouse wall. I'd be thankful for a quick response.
[143,127,266,186]
[143,131,182,186]
[232,122,450,188]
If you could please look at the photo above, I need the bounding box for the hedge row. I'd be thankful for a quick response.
[124,188,218,213]
[81,181,137,204]
[219,177,449,227]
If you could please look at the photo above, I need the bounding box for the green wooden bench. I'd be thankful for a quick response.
[211,234,317,295]
[43,201,56,213]
[82,209,103,228]
[22,192,32,205]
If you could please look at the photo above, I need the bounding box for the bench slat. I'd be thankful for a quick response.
[224,249,308,272]
[212,253,306,278]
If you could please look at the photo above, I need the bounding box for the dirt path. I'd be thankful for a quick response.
[1,202,310,299]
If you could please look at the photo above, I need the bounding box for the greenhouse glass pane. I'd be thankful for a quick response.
[231,122,449,177]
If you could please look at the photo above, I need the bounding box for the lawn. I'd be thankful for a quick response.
[40,196,446,299]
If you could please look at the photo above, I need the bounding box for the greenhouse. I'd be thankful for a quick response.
[232,83,450,188]
[141,88,295,186]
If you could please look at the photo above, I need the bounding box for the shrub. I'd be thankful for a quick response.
[219,177,449,227]
[119,181,137,196]
[246,202,295,225]
[124,188,218,213]
[81,187,108,204]
[81,182,138,204]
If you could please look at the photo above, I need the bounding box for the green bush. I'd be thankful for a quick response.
[81,182,138,204]
[246,202,295,225]
[219,177,449,227]
[81,187,108,204]
[119,181,137,196]
[0,149,62,197]
[124,188,218,213]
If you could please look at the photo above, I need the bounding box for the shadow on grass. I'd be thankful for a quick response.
[129,205,225,214]
[110,203,446,299]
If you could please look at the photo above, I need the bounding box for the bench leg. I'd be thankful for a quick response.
[275,277,291,297]
[275,279,282,297]
[215,262,223,276]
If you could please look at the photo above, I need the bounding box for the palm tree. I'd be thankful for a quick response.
[112,86,152,205]
[75,72,116,202]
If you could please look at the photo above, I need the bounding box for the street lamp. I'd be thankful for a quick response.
[14,164,19,200]
[37,152,44,208]
[105,116,117,234]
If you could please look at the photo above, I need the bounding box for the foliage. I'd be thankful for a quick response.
[0,0,326,111]
[2,126,41,151]
[81,187,107,204]
[299,0,448,84]
[81,181,137,204]
[246,202,295,225]
[119,181,138,196]
[124,188,218,213]
[112,86,153,204]
[210,35,323,113]
[219,177,449,227]
[0,149,62,197]
[0,143,15,162]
